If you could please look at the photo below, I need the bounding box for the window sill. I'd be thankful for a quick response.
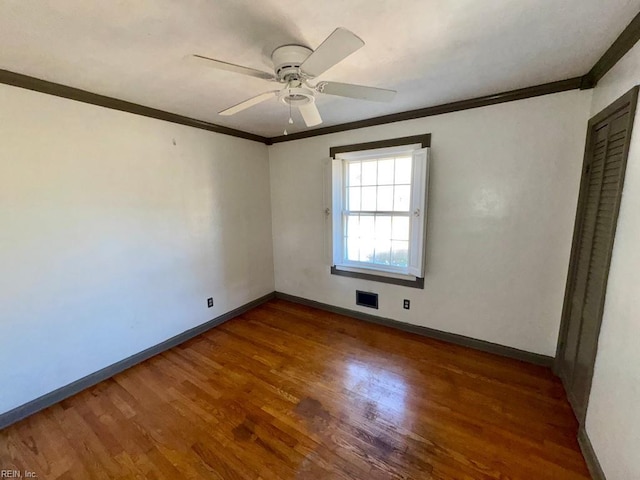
[331,265,424,289]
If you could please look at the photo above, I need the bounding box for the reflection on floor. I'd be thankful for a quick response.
[0,299,591,479]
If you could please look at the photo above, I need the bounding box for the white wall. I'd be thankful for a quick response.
[269,90,592,357]
[0,84,274,414]
[585,41,640,480]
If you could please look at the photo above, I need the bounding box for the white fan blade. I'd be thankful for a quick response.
[219,91,278,116]
[190,54,276,81]
[317,81,396,102]
[298,102,323,127]
[300,28,364,78]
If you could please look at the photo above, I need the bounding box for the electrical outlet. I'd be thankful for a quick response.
[403,299,410,310]
[207,297,214,308]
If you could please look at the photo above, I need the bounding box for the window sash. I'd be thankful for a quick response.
[341,211,412,271]
[331,147,429,278]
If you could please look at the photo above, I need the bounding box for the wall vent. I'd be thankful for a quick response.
[356,290,378,309]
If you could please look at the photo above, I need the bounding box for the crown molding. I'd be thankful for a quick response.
[269,10,640,144]
[2,10,639,145]
[0,69,268,144]
[581,11,640,89]
[268,77,582,144]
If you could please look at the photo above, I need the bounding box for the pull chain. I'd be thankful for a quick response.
[288,95,293,124]
[284,88,293,135]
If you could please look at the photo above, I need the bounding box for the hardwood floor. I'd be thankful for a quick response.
[0,299,590,479]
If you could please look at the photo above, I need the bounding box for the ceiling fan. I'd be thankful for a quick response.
[190,28,396,130]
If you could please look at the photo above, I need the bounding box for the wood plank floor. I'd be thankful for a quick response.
[0,299,591,479]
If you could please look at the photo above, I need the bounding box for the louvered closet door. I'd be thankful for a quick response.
[558,87,637,423]
[560,124,609,382]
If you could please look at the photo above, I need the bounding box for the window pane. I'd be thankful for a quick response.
[346,215,360,238]
[391,216,409,241]
[395,156,412,184]
[391,241,409,267]
[347,236,360,262]
[360,236,375,263]
[348,162,361,186]
[394,185,411,211]
[376,186,393,211]
[361,161,377,185]
[348,187,361,210]
[375,215,392,241]
[361,186,377,210]
[377,159,394,184]
[373,239,392,265]
[360,215,375,240]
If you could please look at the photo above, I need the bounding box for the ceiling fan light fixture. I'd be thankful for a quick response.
[277,86,315,107]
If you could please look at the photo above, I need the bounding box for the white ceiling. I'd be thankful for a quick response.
[0,0,638,138]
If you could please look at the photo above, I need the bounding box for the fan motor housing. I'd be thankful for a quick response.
[271,45,313,81]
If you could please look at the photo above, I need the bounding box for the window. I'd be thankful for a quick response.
[328,135,430,287]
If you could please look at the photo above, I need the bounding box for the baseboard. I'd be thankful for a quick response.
[274,291,554,367]
[0,292,276,431]
[1,290,555,431]
[578,427,607,480]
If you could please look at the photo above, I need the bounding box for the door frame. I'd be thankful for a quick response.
[554,86,638,424]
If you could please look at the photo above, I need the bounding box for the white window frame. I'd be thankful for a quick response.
[330,143,430,281]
